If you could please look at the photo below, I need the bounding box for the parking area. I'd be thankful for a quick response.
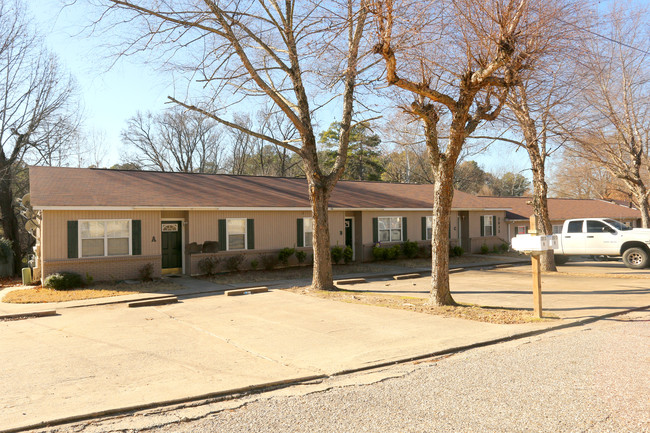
[1,261,649,432]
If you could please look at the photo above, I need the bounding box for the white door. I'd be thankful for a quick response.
[561,220,586,254]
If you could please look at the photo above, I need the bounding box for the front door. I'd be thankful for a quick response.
[161,221,182,273]
[345,218,354,259]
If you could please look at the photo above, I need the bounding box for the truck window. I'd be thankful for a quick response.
[587,220,609,233]
[567,220,583,233]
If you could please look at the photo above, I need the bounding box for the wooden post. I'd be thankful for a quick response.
[528,215,542,318]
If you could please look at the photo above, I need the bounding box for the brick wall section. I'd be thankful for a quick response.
[42,255,161,282]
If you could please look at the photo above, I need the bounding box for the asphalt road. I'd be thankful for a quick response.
[37,309,649,433]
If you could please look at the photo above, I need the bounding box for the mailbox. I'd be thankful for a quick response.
[511,234,558,253]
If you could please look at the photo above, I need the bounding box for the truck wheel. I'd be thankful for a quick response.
[622,247,649,269]
[554,254,569,265]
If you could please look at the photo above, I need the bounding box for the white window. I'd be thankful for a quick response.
[378,216,402,242]
[227,218,247,250]
[483,216,494,237]
[552,225,563,234]
[426,216,433,240]
[304,217,313,247]
[516,226,528,235]
[80,220,131,258]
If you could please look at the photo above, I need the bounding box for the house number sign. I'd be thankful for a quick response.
[162,223,178,232]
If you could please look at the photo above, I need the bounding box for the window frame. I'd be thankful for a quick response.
[226,218,248,251]
[482,215,494,237]
[515,225,528,235]
[303,217,314,247]
[78,219,132,258]
[552,225,563,234]
[425,216,433,240]
[378,216,403,243]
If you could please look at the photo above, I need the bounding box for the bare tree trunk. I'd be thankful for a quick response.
[632,187,650,228]
[0,170,22,274]
[528,149,556,271]
[430,170,456,305]
[306,172,335,290]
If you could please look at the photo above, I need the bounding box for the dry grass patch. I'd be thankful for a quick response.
[285,286,558,324]
[2,281,181,304]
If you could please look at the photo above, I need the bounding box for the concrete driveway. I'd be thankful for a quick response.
[1,263,648,432]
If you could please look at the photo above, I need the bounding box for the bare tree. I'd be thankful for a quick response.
[92,0,369,290]
[0,0,79,274]
[373,0,554,305]
[121,107,223,173]
[562,6,650,226]
[549,152,622,200]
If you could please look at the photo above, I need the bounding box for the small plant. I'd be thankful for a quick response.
[0,238,12,263]
[401,240,419,259]
[386,244,401,260]
[261,254,279,271]
[43,272,83,290]
[331,246,344,264]
[138,263,154,281]
[295,250,307,264]
[499,242,509,253]
[373,246,387,261]
[343,246,353,264]
[419,245,432,258]
[250,259,259,270]
[480,243,489,254]
[225,254,245,272]
[278,247,296,266]
[198,257,221,276]
[85,272,94,285]
[450,245,464,257]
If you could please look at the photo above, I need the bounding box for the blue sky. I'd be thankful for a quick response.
[28,1,532,175]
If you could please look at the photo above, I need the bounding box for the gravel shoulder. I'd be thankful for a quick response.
[36,309,650,433]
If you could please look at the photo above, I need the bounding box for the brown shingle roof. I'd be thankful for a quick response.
[481,196,641,221]
[29,166,505,210]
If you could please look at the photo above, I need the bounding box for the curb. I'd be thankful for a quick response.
[4,304,647,433]
[0,310,57,320]
[0,375,327,433]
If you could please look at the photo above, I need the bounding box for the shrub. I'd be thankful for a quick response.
[480,243,489,254]
[138,263,154,281]
[450,246,464,257]
[0,238,12,263]
[278,247,296,266]
[373,246,387,261]
[401,240,419,259]
[225,254,245,272]
[295,250,307,264]
[331,246,344,264]
[386,244,401,260]
[250,259,259,270]
[261,254,279,271]
[85,272,94,285]
[198,257,221,276]
[343,246,353,264]
[43,272,83,290]
[499,242,509,253]
[418,245,431,258]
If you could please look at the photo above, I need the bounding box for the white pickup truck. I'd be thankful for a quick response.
[554,218,650,269]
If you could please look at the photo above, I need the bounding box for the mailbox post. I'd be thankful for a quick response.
[510,215,558,318]
[528,216,542,318]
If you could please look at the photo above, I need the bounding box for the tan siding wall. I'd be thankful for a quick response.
[161,210,187,219]
[40,210,161,281]
[188,210,346,250]
[42,210,161,260]
[360,211,459,245]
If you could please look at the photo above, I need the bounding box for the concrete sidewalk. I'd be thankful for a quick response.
[0,255,528,318]
[2,256,648,433]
